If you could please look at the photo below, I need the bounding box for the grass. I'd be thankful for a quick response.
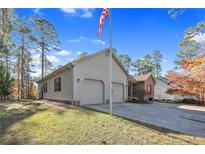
[1,100,205,144]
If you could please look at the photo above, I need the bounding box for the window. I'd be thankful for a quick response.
[147,85,152,93]
[54,77,61,92]
[42,82,47,93]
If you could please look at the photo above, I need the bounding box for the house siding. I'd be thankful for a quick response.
[39,69,73,101]
[154,79,174,100]
[154,79,195,101]
[144,76,155,101]
[132,82,145,100]
[128,75,155,101]
[73,52,128,104]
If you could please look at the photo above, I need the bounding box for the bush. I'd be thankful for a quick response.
[0,65,13,98]
[181,98,197,104]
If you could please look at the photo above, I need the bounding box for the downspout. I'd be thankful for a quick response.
[70,64,75,106]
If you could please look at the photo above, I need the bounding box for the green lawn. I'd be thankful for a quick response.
[0,100,205,144]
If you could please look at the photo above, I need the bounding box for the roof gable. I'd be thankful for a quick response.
[129,74,156,83]
[73,48,128,76]
[37,48,128,83]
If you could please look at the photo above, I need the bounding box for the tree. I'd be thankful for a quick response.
[44,56,54,76]
[175,22,205,67]
[167,67,205,104]
[118,54,132,73]
[0,65,14,99]
[13,49,21,100]
[168,9,186,19]
[0,9,17,72]
[133,54,153,75]
[132,59,145,75]
[24,51,36,98]
[143,54,153,74]
[167,22,205,104]
[16,18,35,98]
[152,50,162,78]
[132,50,163,76]
[30,17,60,79]
[77,52,88,59]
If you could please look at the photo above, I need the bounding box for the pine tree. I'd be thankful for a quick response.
[44,56,54,76]
[132,59,145,75]
[24,51,34,98]
[0,65,13,99]
[118,54,132,73]
[0,9,17,72]
[30,17,60,79]
[132,51,163,77]
[175,22,205,68]
[16,18,35,98]
[152,50,162,78]
[168,22,205,104]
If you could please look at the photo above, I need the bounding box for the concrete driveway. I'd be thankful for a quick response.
[86,102,205,137]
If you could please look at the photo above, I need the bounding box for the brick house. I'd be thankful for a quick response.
[128,74,156,101]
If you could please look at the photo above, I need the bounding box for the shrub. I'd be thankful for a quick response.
[181,98,197,104]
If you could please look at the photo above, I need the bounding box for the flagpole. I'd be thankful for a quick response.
[109,8,112,115]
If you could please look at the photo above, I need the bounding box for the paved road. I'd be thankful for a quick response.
[86,102,205,137]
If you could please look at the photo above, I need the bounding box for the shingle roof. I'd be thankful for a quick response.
[129,73,156,83]
[133,74,153,81]
[37,48,128,83]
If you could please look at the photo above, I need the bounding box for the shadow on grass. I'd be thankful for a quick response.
[43,100,98,116]
[0,101,48,143]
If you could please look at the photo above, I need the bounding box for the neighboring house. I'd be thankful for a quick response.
[128,74,156,101]
[37,48,128,106]
[154,78,195,101]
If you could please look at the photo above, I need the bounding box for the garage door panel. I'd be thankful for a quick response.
[82,79,104,105]
[112,83,124,102]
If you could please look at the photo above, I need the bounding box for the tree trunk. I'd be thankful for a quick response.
[17,53,20,100]
[2,9,9,72]
[41,45,44,79]
[21,36,25,99]
[28,70,30,98]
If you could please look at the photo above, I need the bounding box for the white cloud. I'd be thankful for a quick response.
[30,54,41,78]
[60,8,95,18]
[30,48,41,54]
[31,53,61,78]
[69,36,106,46]
[55,50,71,56]
[192,32,205,44]
[93,39,106,45]
[61,8,76,14]
[69,39,81,43]
[32,54,41,65]
[46,55,60,63]
[31,68,41,78]
[67,58,74,62]
[77,51,82,55]
[33,8,42,15]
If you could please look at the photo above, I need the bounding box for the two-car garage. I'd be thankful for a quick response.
[82,79,124,105]
[38,49,128,106]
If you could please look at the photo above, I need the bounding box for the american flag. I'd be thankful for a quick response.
[98,8,109,36]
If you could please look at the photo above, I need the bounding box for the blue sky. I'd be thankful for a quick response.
[15,8,205,77]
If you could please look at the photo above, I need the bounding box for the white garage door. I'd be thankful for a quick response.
[112,83,124,102]
[82,79,104,105]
